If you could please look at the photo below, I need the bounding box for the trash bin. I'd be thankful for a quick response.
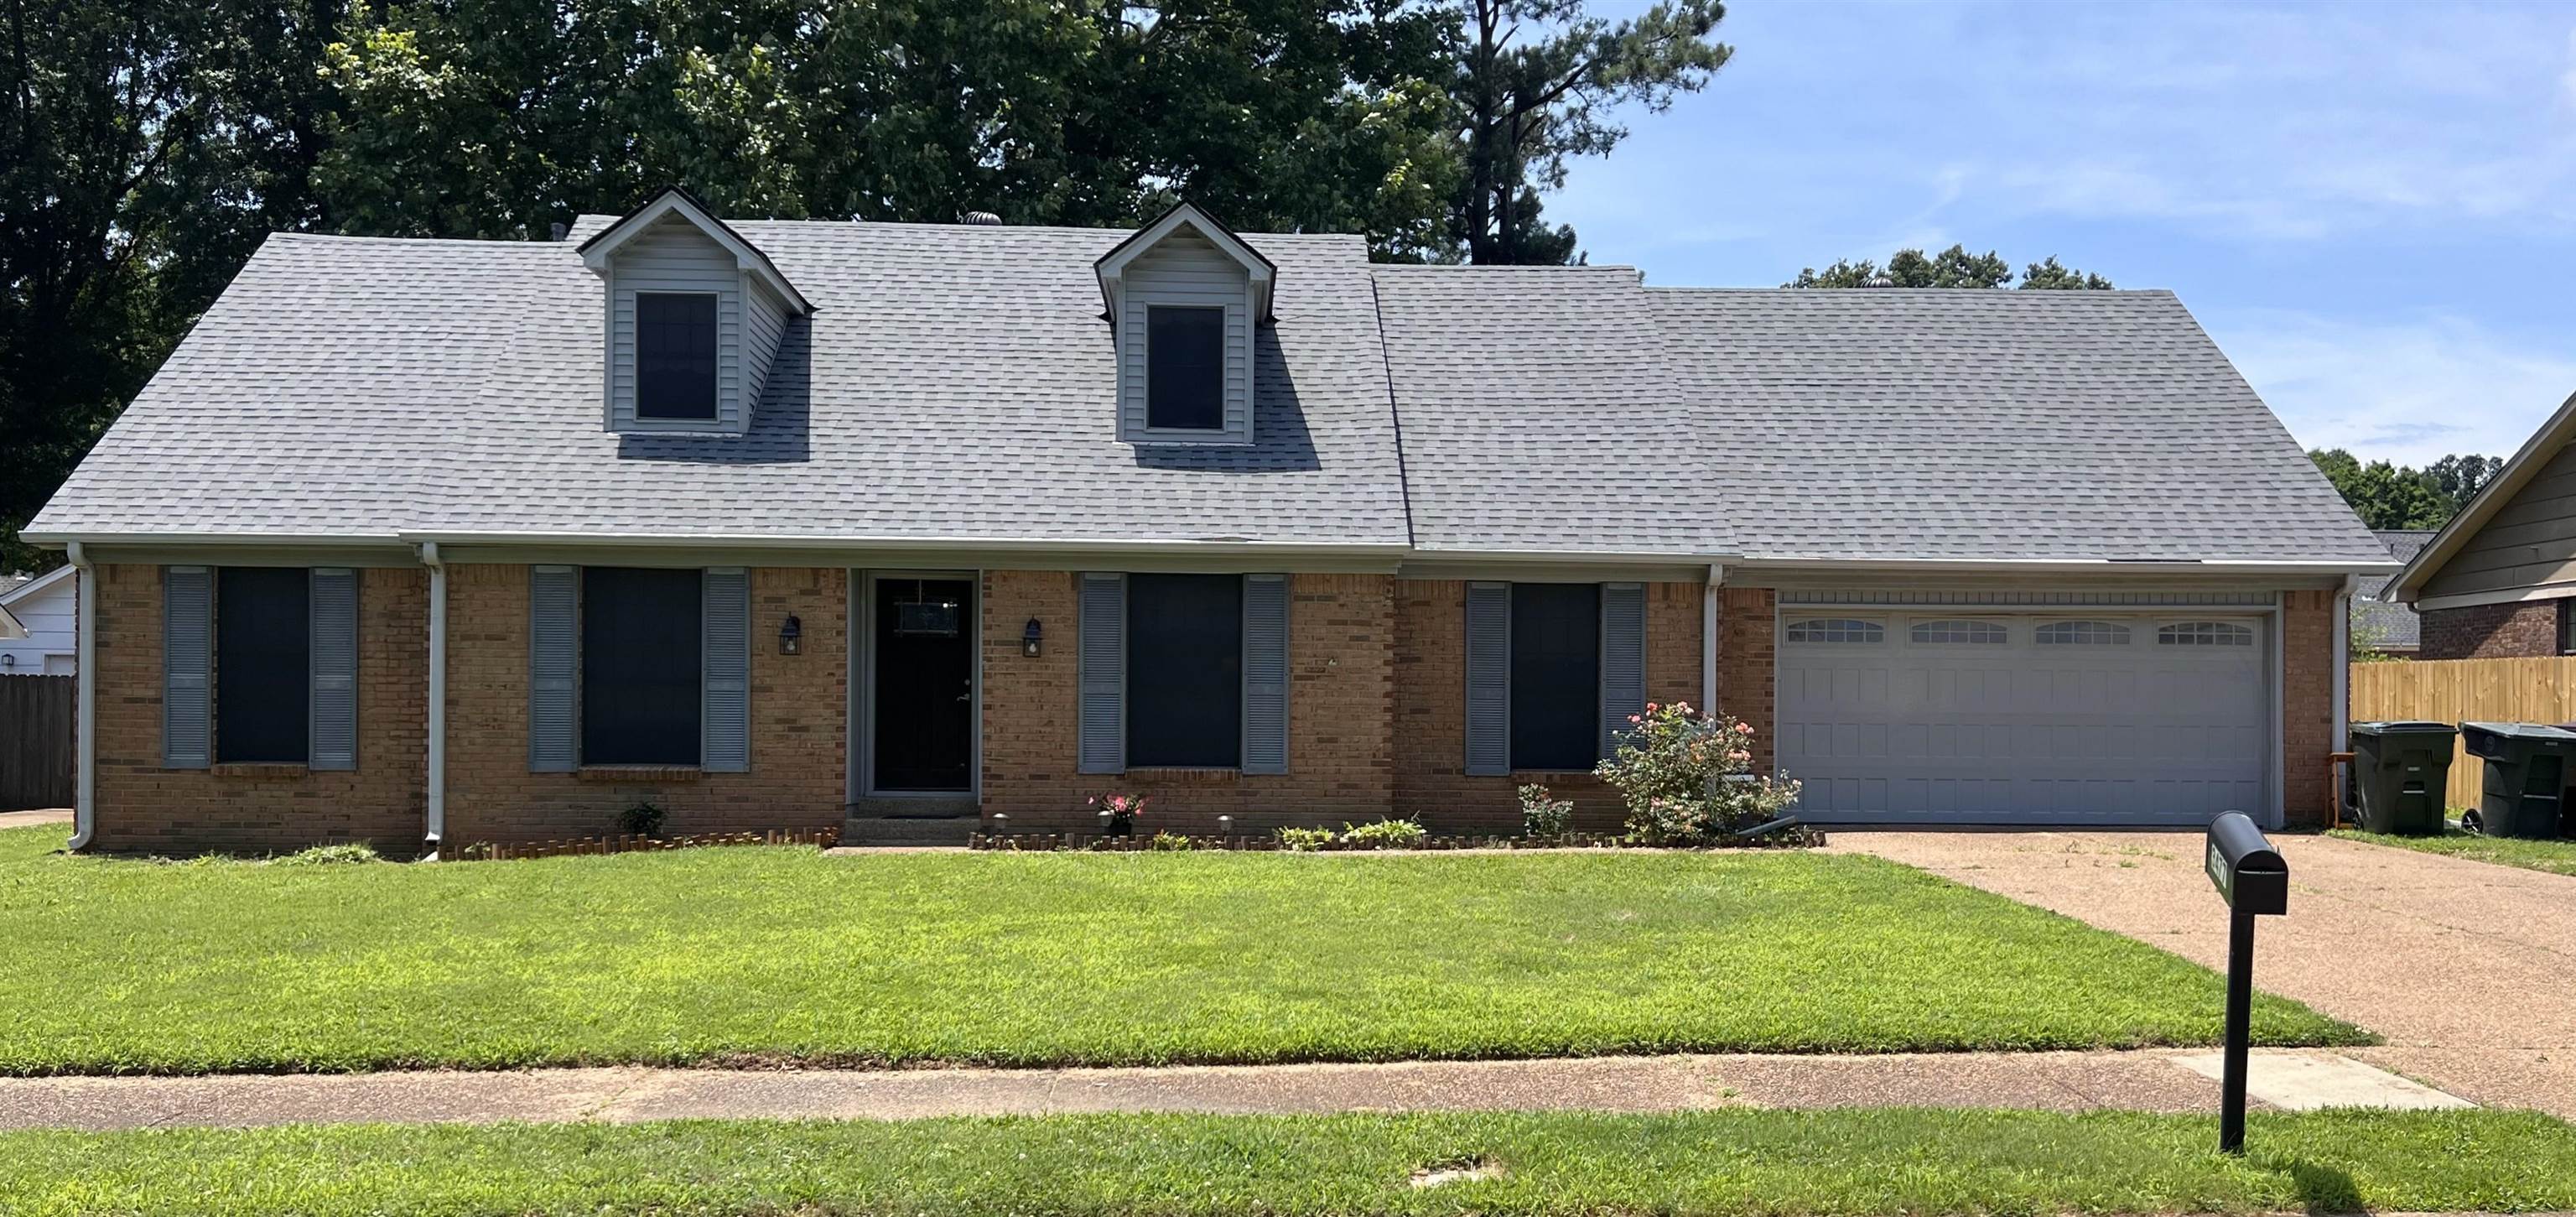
[2459,722,2576,839]
[2348,721,2457,835]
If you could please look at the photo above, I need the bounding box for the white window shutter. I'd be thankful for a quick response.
[309,569,360,771]
[1078,573,1125,775]
[162,566,212,769]
[701,568,750,772]
[1464,581,1510,777]
[528,566,579,772]
[1241,575,1289,775]
[1599,582,1645,760]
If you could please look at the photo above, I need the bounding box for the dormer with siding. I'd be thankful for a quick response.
[1094,202,1276,446]
[578,188,812,436]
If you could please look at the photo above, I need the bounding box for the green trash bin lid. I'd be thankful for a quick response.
[2462,721,2576,739]
[2353,720,2457,737]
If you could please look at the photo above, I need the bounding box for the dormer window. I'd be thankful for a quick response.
[578,187,812,437]
[1146,305,1225,430]
[636,293,719,420]
[1096,202,1275,446]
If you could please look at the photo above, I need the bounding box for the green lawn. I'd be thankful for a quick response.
[10,1109,2575,1216]
[0,825,2360,1074]
[2329,825,2576,877]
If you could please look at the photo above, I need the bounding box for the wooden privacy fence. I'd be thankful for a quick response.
[2347,657,2576,809]
[0,675,74,812]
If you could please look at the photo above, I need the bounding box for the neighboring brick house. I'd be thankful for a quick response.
[26,190,2392,854]
[2388,393,2576,660]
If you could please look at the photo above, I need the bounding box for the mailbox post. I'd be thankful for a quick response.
[2204,811,2288,1154]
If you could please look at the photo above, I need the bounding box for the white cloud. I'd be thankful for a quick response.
[2215,309,2576,465]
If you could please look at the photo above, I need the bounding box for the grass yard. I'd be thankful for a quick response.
[8,1109,2576,1216]
[2329,826,2576,877]
[0,825,2361,1074]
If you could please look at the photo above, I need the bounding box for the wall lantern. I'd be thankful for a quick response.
[779,615,802,655]
[1021,618,1043,658]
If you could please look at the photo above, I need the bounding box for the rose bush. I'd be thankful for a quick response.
[1593,700,1801,846]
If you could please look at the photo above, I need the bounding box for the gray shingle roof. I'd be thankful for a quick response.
[30,216,2386,568]
[2357,529,2434,649]
[1654,288,2389,564]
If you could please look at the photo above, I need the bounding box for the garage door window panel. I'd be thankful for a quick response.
[1786,618,1883,644]
[2158,621,2254,647]
[1909,619,2007,645]
[2036,620,2132,646]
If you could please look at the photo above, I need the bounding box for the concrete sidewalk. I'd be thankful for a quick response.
[1835,830,2576,1118]
[0,1048,2464,1131]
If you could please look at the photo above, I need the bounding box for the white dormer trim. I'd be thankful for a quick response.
[579,187,812,316]
[1094,201,1275,326]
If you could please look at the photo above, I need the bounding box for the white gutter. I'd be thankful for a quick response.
[403,531,1420,557]
[18,530,404,547]
[420,542,447,857]
[2333,574,2355,754]
[1730,557,2397,576]
[65,543,95,851]
[1701,563,1724,715]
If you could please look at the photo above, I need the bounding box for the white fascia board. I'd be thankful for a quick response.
[1094,202,1275,320]
[1730,557,2397,577]
[578,191,812,315]
[0,564,74,608]
[404,530,1411,557]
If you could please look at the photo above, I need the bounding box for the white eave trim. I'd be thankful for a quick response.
[577,190,813,315]
[1728,556,2397,577]
[1094,201,1275,323]
[0,563,74,609]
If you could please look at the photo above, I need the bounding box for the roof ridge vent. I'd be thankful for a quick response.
[963,211,1003,226]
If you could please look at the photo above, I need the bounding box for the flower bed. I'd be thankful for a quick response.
[451,827,841,862]
[968,827,1822,852]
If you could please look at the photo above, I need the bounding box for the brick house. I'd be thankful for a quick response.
[26,190,2392,854]
[2386,393,2576,660]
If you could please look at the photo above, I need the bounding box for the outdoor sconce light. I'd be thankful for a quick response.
[1218,814,1233,839]
[1021,618,1043,658]
[779,615,802,655]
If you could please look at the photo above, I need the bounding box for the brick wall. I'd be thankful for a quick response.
[88,563,428,854]
[1390,579,1705,834]
[2278,588,2340,828]
[2419,601,2560,660]
[1716,586,1777,774]
[441,564,846,845]
[979,569,1397,831]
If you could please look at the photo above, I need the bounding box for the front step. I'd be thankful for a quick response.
[840,796,979,847]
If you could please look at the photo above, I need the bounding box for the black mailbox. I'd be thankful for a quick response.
[2203,809,2287,1156]
[2205,812,2287,916]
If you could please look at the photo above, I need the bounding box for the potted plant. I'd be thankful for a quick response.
[1086,793,1146,836]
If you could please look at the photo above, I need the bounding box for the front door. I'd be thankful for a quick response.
[871,577,975,792]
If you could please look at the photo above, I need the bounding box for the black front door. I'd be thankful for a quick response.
[873,577,975,792]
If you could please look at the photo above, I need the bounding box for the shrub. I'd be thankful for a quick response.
[1275,826,1337,852]
[1595,700,1801,846]
[616,801,667,838]
[1086,793,1146,835]
[1338,817,1429,850]
[1518,784,1574,837]
[272,843,382,866]
[1147,830,1195,851]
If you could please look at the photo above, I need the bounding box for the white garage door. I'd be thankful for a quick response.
[1776,611,2269,824]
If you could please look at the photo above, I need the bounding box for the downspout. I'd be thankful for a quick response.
[420,542,446,858]
[1701,564,1725,715]
[2332,574,2355,755]
[66,543,95,851]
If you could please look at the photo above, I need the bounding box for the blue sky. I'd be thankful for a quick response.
[1547,0,2576,466]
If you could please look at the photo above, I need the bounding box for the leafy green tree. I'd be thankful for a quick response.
[2309,449,2452,531]
[0,0,341,574]
[1786,246,2111,289]
[2425,453,2505,513]
[1451,0,1730,265]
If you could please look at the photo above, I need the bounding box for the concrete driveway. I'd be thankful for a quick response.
[1832,830,2576,1117]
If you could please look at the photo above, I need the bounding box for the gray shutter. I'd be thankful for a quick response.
[1078,573,1125,774]
[528,565,579,772]
[1599,582,1646,760]
[163,566,213,769]
[700,567,750,772]
[1241,574,1289,775]
[309,568,359,771]
[1464,581,1510,777]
